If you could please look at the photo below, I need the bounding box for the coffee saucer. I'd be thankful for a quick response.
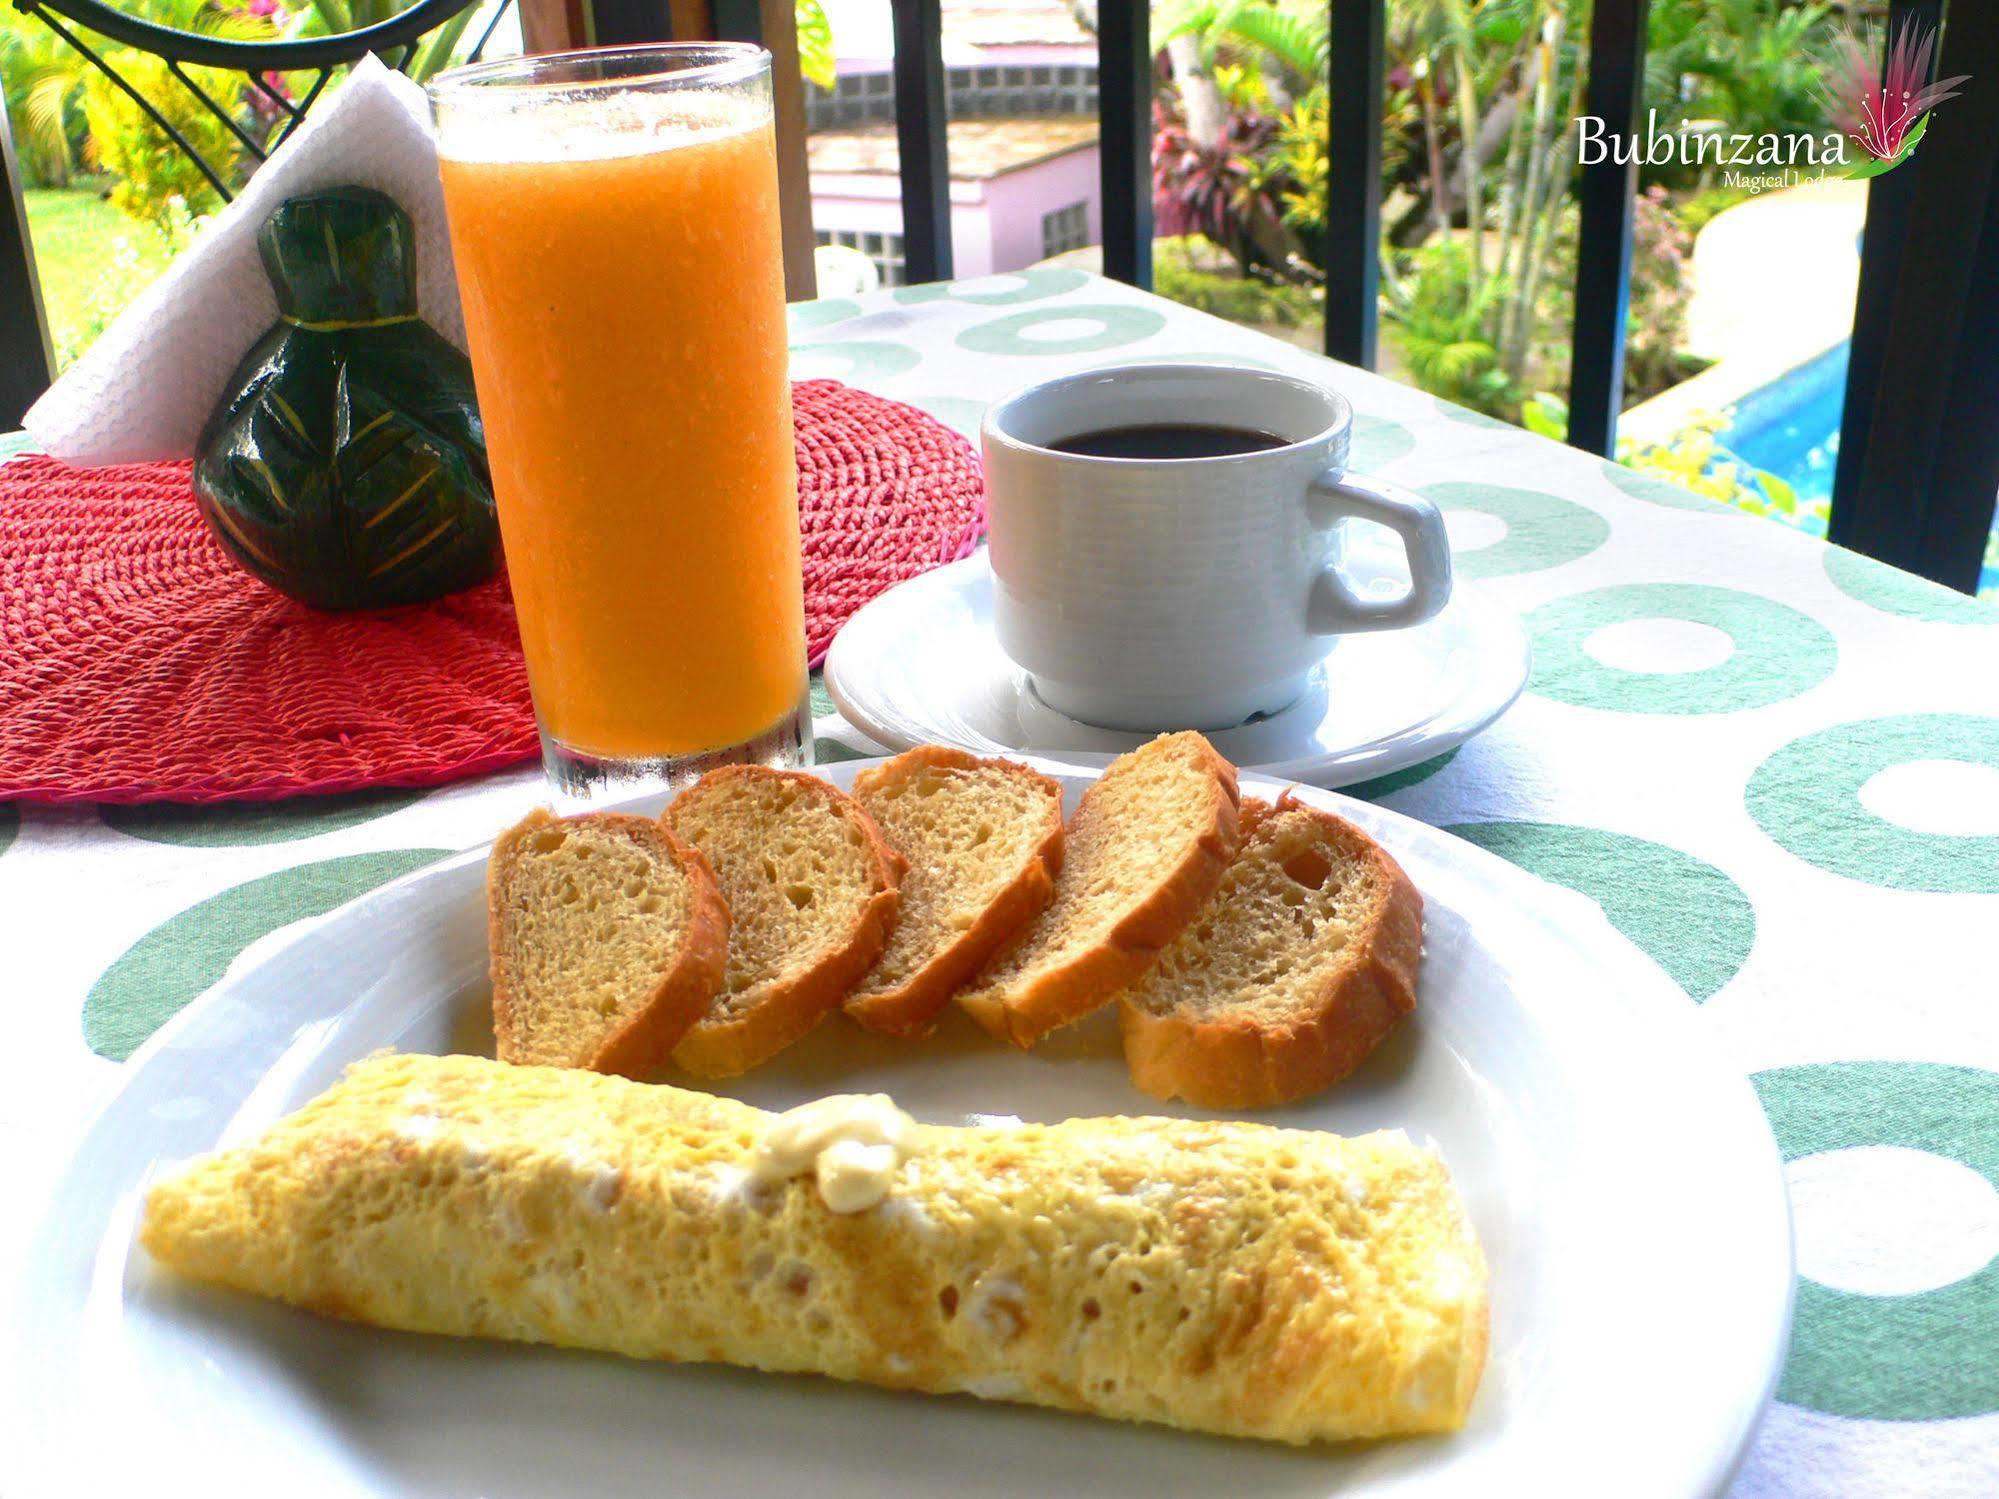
[824,555,1530,785]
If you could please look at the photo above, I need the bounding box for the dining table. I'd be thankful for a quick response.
[4,268,1997,1498]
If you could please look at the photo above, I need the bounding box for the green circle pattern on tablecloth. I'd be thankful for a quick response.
[1823,547,1999,626]
[788,341,922,381]
[103,788,426,847]
[1343,749,1458,801]
[788,298,861,333]
[814,736,873,765]
[957,304,1167,357]
[1754,1060,1999,1421]
[1423,481,1611,579]
[1431,396,1516,430]
[1527,583,1838,713]
[83,848,450,1062]
[1446,822,1754,1002]
[1747,714,1999,892]
[1351,415,1414,470]
[808,679,875,764]
[1599,459,1741,514]
[896,268,1092,305]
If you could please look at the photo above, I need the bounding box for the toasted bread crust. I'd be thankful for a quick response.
[959,738,1242,1049]
[488,810,732,1080]
[1119,795,1423,1109]
[844,746,1066,1038]
[667,767,905,1078]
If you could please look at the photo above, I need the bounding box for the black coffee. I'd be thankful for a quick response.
[1048,423,1289,460]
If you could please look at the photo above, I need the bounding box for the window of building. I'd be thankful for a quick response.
[806,63,1100,129]
[1041,200,1090,259]
[814,227,908,287]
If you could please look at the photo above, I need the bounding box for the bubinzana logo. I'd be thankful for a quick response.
[1822,19,1969,178]
[1575,17,1968,194]
[1577,110,1848,171]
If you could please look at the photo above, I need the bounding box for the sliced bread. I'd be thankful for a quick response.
[1118,794,1422,1109]
[955,731,1241,1047]
[665,766,903,1076]
[844,746,1066,1037]
[487,809,730,1078]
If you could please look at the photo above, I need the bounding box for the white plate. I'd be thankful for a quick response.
[6,763,1791,1499]
[824,557,1530,785]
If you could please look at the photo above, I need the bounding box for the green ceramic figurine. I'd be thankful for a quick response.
[193,186,499,610]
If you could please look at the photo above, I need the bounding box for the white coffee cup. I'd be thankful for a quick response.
[980,363,1453,732]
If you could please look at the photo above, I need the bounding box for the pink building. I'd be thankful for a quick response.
[808,1,1102,284]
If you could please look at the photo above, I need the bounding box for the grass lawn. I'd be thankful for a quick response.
[24,186,176,367]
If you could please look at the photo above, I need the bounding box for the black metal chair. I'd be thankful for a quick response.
[2,0,513,426]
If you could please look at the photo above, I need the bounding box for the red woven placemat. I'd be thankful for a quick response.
[794,379,985,662]
[0,378,983,804]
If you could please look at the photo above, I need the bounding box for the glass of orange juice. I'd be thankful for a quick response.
[429,44,810,800]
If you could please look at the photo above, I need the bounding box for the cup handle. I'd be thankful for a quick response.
[1303,469,1454,634]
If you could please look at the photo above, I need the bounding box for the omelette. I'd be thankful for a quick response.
[140,1052,1488,1445]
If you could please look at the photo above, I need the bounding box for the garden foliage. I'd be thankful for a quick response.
[1149,0,1859,438]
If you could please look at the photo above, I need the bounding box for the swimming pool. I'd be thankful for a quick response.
[1723,340,1999,595]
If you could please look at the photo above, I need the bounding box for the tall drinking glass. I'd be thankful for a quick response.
[429,45,810,800]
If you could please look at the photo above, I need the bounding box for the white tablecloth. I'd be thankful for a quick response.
[6,271,1999,1496]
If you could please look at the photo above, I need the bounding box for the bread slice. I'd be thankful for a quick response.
[956,731,1241,1047]
[1118,794,1422,1109]
[844,746,1065,1037]
[487,809,730,1078]
[665,766,903,1076]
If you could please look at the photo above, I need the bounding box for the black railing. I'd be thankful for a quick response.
[1324,0,1384,367]
[889,0,950,283]
[1566,0,1650,456]
[1829,0,1999,593]
[5,0,1997,594]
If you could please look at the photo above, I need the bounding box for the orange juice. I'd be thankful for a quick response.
[436,70,804,762]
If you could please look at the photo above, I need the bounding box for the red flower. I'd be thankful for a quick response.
[1824,19,1969,163]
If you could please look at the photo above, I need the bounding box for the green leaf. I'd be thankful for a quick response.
[1522,393,1568,440]
[409,5,477,83]
[794,0,836,90]
[1757,469,1797,513]
[305,0,353,37]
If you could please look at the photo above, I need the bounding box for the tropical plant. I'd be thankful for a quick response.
[292,0,472,81]
[1644,0,1841,188]
[1383,238,1515,412]
[1148,0,1872,423]
[1616,412,1827,529]
[1154,233,1319,327]
[1151,91,1295,278]
[81,54,245,230]
[1534,184,1706,408]
[3,0,273,205]
[794,0,835,91]
[1154,0,1327,91]
[2,14,88,186]
[1253,86,1327,266]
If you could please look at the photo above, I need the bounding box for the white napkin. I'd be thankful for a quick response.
[24,55,465,466]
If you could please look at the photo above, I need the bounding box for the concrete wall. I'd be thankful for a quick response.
[808,175,996,278]
[978,146,1099,274]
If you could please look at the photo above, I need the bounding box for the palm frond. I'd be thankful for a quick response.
[1207,0,1326,81]
[23,70,80,161]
